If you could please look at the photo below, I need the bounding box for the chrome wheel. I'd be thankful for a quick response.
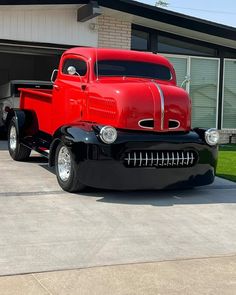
[57,146,71,182]
[55,142,86,192]
[8,117,31,161]
[9,125,17,151]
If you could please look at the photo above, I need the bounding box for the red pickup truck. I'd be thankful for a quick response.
[7,47,219,192]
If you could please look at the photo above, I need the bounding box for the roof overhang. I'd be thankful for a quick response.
[101,7,236,50]
[98,0,236,51]
[0,0,235,49]
[0,0,89,4]
[77,1,101,22]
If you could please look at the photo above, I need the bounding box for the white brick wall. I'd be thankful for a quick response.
[98,15,131,49]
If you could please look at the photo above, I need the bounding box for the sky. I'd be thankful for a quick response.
[137,0,236,28]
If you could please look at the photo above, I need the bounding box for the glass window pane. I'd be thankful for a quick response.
[158,35,216,56]
[131,29,149,51]
[95,60,172,80]
[223,51,236,58]
[190,58,219,128]
[62,58,87,76]
[223,60,236,128]
[165,56,187,88]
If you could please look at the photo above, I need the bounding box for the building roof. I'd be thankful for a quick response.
[1,0,236,42]
[112,0,236,41]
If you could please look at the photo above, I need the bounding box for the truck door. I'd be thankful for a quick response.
[52,55,88,133]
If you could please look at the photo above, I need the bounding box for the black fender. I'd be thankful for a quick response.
[49,122,99,167]
[6,109,39,138]
[6,109,25,134]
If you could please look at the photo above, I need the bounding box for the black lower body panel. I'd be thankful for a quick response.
[70,130,218,190]
[77,160,215,190]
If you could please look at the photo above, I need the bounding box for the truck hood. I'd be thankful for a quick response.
[87,79,191,132]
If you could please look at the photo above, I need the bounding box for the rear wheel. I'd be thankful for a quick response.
[55,142,86,192]
[8,117,31,161]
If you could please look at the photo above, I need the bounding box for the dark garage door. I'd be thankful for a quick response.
[0,42,66,85]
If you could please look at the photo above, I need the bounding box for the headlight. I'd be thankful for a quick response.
[99,126,117,144]
[205,128,219,146]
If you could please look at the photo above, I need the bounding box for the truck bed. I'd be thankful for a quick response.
[20,88,53,134]
[0,80,53,130]
[0,80,52,101]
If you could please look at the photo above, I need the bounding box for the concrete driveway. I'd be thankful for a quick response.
[0,139,236,283]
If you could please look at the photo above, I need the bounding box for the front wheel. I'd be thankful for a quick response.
[8,117,31,161]
[55,142,86,193]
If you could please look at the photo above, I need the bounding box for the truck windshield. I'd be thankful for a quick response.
[95,60,172,81]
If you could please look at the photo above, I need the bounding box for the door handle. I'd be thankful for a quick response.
[81,84,87,91]
[53,84,60,90]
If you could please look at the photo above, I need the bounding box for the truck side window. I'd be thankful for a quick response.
[62,58,87,76]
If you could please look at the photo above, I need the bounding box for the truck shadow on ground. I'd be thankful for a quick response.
[81,184,236,207]
[3,139,233,207]
[35,155,236,207]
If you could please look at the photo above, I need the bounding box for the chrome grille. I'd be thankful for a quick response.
[124,151,197,168]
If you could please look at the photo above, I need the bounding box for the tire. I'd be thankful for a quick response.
[8,117,31,161]
[55,142,86,192]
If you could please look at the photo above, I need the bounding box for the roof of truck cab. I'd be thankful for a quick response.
[63,47,173,68]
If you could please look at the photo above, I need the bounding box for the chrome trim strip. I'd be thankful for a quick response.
[181,152,184,165]
[124,151,196,168]
[134,152,137,167]
[191,152,194,165]
[167,152,169,166]
[151,152,154,166]
[153,82,165,130]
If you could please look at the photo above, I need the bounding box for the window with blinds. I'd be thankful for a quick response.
[166,56,187,88]
[164,55,219,129]
[222,60,236,129]
[190,58,219,128]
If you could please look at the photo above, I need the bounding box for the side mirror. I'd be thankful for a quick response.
[67,66,82,83]
[51,69,58,83]
[181,74,191,88]
[67,66,77,75]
